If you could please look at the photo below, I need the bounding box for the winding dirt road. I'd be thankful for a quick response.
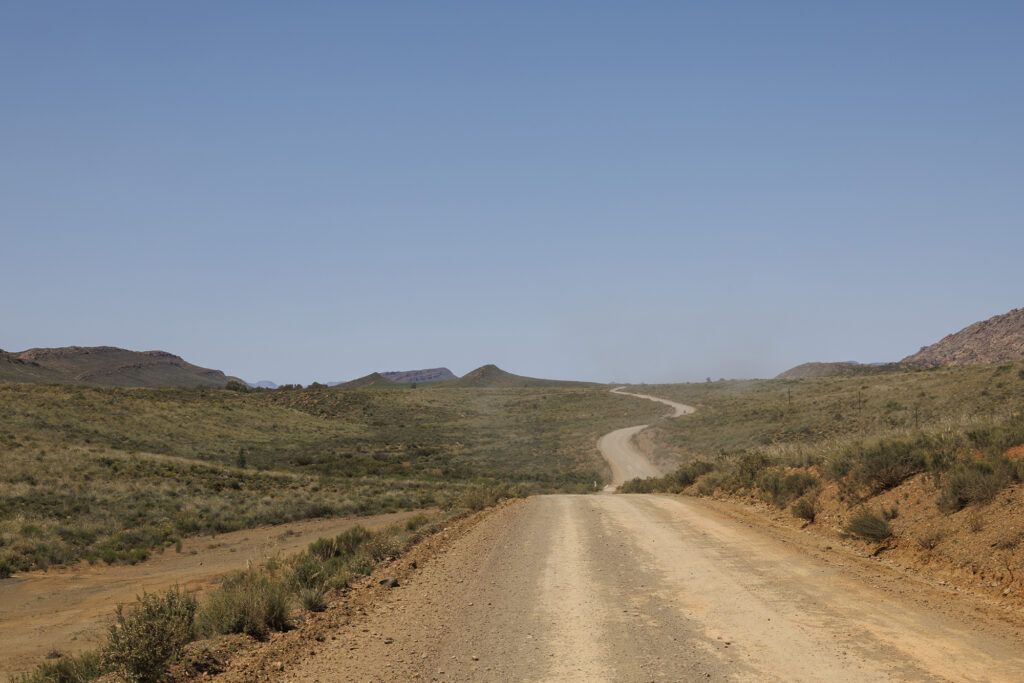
[598,387,694,487]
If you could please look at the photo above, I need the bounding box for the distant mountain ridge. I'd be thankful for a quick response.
[902,308,1024,367]
[0,346,234,387]
[329,364,595,389]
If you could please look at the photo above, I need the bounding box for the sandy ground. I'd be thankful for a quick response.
[240,494,1024,682]
[598,387,694,487]
[0,510,431,680]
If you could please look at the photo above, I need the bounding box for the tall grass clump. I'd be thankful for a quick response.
[104,587,196,683]
[196,569,291,640]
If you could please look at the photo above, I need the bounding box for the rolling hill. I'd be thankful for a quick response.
[333,372,408,389]
[775,361,898,379]
[0,346,233,387]
[447,364,597,388]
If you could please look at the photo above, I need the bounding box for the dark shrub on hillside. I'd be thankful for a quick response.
[758,469,820,507]
[733,453,773,489]
[937,460,1012,513]
[844,509,892,542]
[852,438,928,493]
[791,496,818,522]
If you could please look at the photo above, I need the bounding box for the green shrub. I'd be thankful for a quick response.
[937,460,1010,513]
[844,509,892,542]
[196,569,291,640]
[14,649,105,683]
[104,587,196,683]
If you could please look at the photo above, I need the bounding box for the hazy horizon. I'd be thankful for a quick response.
[3,3,1022,385]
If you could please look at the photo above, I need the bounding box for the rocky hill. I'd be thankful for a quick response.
[379,368,456,384]
[902,308,1024,367]
[0,346,233,387]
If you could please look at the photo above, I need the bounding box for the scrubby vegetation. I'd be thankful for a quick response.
[622,363,1024,534]
[16,512,461,682]
[0,382,664,572]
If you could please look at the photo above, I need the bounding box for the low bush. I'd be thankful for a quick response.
[915,529,944,550]
[844,509,892,543]
[937,459,1012,513]
[196,569,291,640]
[104,587,196,683]
[791,496,817,522]
[758,470,820,507]
[829,437,929,494]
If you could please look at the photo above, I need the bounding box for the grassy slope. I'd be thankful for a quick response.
[0,382,663,572]
[622,363,1024,596]
[628,362,1024,461]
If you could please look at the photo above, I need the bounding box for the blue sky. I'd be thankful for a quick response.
[2,2,1022,384]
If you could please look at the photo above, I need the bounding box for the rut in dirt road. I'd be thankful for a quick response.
[277,495,1024,682]
[598,387,694,488]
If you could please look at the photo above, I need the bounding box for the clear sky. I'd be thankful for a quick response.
[2,2,1022,384]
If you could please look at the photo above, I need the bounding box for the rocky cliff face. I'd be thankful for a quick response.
[902,308,1024,367]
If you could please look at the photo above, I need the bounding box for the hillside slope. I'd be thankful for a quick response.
[0,346,232,387]
[775,361,897,379]
[333,372,407,389]
[903,307,1024,367]
[448,364,596,388]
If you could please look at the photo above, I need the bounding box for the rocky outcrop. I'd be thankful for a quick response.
[902,308,1024,367]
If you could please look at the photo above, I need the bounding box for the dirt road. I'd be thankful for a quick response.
[276,495,1024,682]
[599,387,694,487]
[1,510,430,680]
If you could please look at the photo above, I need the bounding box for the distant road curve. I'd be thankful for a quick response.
[598,387,695,489]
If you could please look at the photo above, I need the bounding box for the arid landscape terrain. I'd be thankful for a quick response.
[6,309,1024,681]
